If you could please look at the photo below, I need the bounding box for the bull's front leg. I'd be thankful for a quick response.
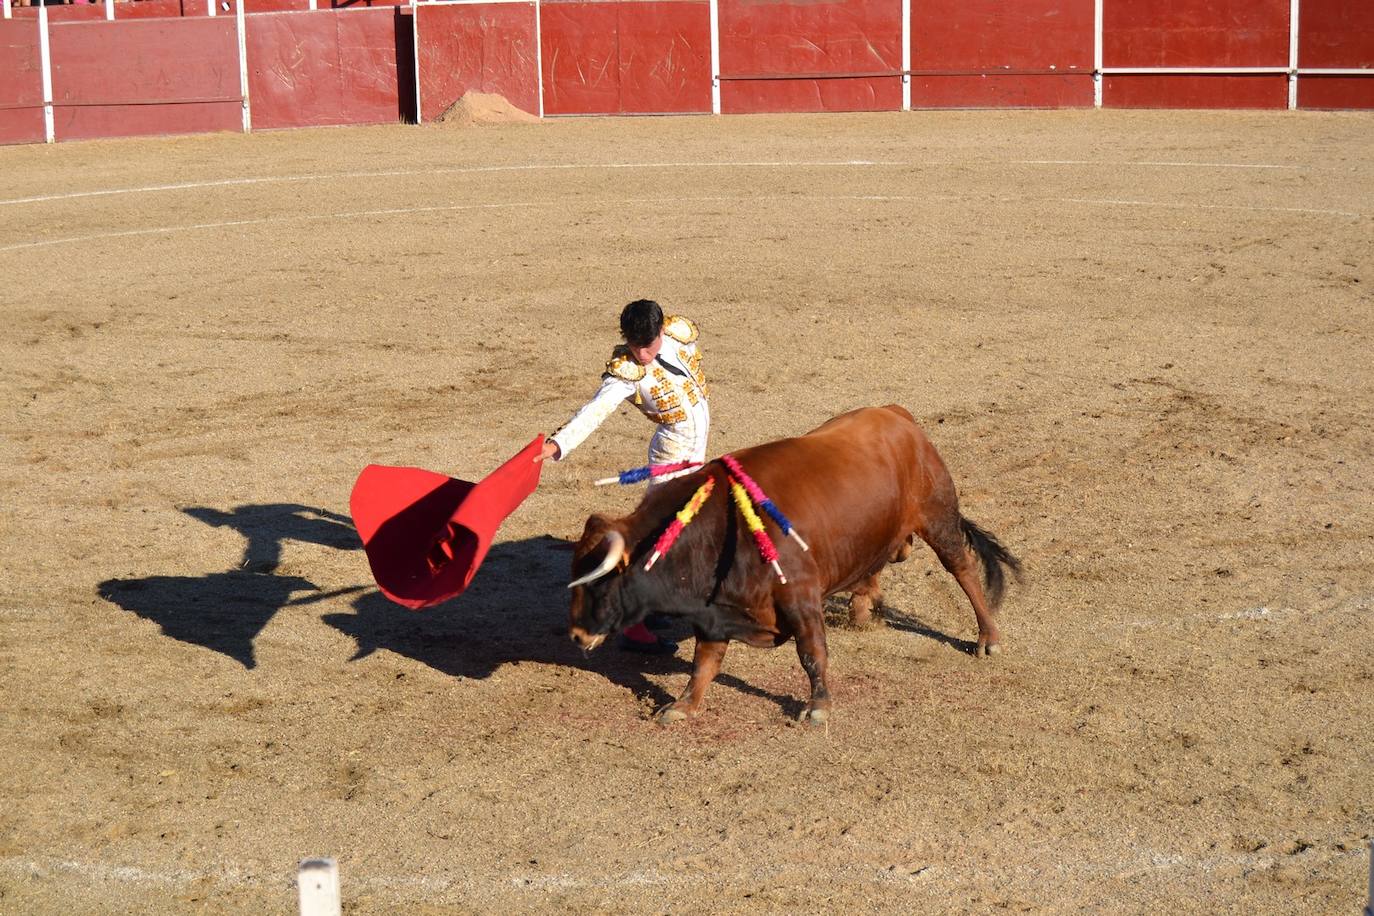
[792,614,832,725]
[656,638,728,724]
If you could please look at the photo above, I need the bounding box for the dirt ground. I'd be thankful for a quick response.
[1,109,1371,913]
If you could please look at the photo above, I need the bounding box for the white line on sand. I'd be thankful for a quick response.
[0,156,1337,209]
[0,190,1362,254]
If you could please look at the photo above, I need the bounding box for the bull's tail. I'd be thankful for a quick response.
[959,516,1023,609]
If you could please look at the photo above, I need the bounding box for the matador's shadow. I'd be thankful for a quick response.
[98,504,365,669]
[324,535,806,717]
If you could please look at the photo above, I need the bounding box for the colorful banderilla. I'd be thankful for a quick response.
[719,454,810,552]
[594,461,703,486]
[644,477,715,571]
[730,480,787,584]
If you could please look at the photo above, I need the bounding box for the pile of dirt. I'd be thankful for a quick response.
[434,91,539,127]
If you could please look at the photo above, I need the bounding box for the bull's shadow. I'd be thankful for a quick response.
[823,595,977,655]
[98,503,365,668]
[323,535,807,717]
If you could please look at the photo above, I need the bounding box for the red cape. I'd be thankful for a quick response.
[349,435,544,609]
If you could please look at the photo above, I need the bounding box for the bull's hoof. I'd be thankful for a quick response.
[975,641,1002,658]
[797,707,829,726]
[655,705,689,724]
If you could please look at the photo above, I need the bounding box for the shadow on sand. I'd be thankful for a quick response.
[98,504,365,668]
[94,504,812,715]
[322,534,808,717]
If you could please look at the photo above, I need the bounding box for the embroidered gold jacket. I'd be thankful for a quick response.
[550,315,709,460]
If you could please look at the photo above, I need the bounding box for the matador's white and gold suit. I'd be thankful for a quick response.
[550,315,710,474]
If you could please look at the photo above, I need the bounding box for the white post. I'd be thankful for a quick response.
[708,0,720,114]
[1364,838,1374,916]
[105,0,114,20]
[1093,0,1103,108]
[411,0,422,123]
[534,0,544,117]
[308,0,316,9]
[39,3,54,142]
[901,0,910,111]
[2,0,10,22]
[297,859,341,916]
[1288,0,1300,110]
[236,0,250,130]
[208,0,216,17]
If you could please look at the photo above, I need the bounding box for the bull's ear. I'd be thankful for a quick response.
[581,514,611,540]
[583,515,629,571]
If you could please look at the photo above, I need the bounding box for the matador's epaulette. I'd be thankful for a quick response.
[605,345,647,382]
[663,315,698,344]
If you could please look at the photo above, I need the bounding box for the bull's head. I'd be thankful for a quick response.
[567,515,632,652]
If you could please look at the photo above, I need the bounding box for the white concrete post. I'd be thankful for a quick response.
[1288,0,1300,109]
[1364,838,1374,916]
[1093,0,1103,108]
[236,0,250,130]
[534,0,544,117]
[298,858,341,916]
[708,0,720,114]
[39,3,54,142]
[411,0,422,123]
[901,0,910,111]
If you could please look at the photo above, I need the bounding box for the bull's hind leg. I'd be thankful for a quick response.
[656,639,728,724]
[922,519,1002,657]
[848,573,883,628]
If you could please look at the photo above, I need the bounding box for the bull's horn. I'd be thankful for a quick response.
[567,530,626,589]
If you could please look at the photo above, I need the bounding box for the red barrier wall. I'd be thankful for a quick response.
[246,7,407,129]
[1104,74,1288,109]
[1103,0,1290,67]
[417,1,538,121]
[244,0,314,12]
[1298,76,1374,110]
[12,4,108,20]
[4,0,1373,146]
[718,0,902,113]
[910,0,1093,108]
[48,17,242,140]
[540,0,710,115]
[0,19,46,145]
[116,0,200,19]
[1300,0,1374,67]
[1297,0,1374,109]
[1102,0,1289,109]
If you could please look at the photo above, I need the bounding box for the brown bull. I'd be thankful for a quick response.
[567,405,1021,724]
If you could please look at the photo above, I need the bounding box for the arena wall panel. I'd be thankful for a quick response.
[1297,0,1373,110]
[11,4,109,20]
[115,0,200,19]
[48,17,243,141]
[1299,0,1374,68]
[1102,0,1290,69]
[246,8,408,129]
[613,1,710,113]
[0,19,46,145]
[1103,74,1288,110]
[243,0,314,13]
[417,2,538,121]
[1297,76,1374,111]
[909,0,1094,108]
[540,0,710,115]
[718,0,902,113]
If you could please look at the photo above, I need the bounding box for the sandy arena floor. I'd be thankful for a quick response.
[1,109,1371,913]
